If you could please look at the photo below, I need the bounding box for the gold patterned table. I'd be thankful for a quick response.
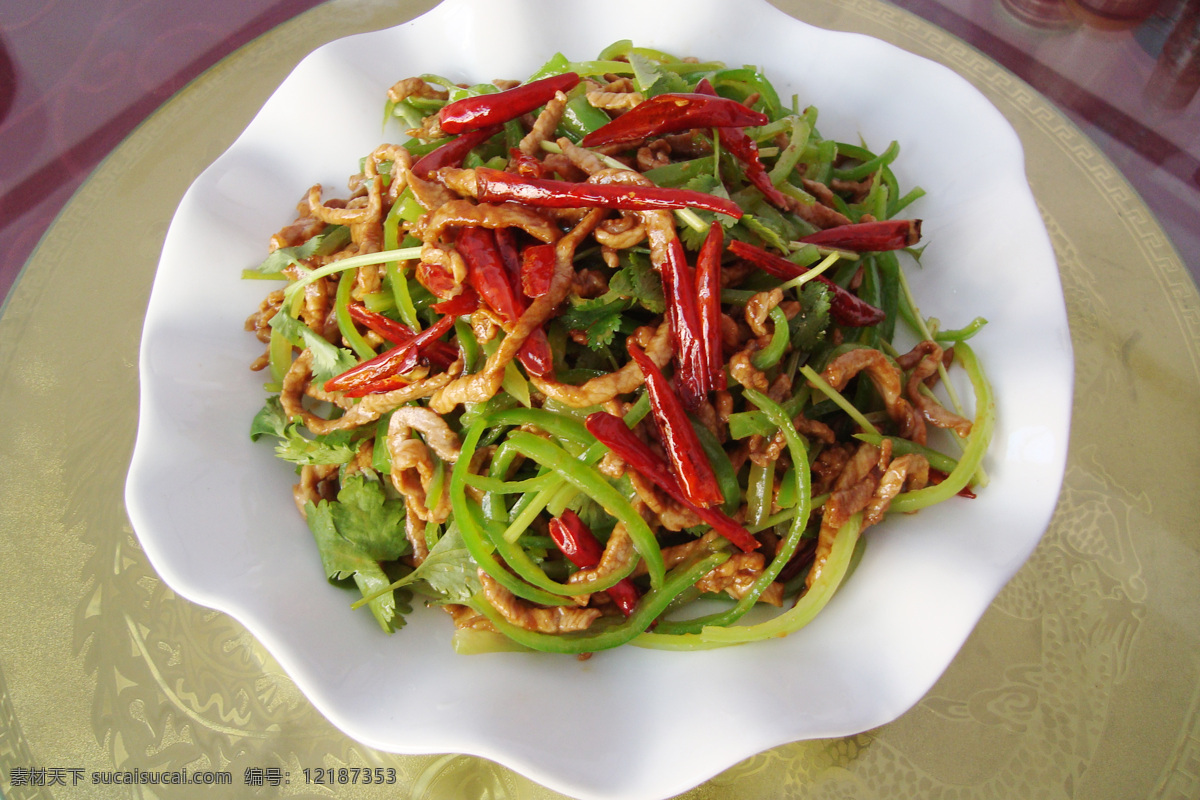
[2,0,1198,797]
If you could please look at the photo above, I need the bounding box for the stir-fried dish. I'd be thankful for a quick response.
[243,42,994,655]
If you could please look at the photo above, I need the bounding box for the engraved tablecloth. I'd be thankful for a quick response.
[1,0,1198,797]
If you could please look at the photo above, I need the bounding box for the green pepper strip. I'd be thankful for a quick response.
[372,412,393,474]
[891,185,926,217]
[745,460,775,529]
[934,316,988,342]
[710,67,784,119]
[425,455,447,515]
[480,438,523,523]
[637,515,859,649]
[559,84,611,141]
[454,317,480,373]
[478,508,636,598]
[595,39,702,68]
[468,549,729,655]
[488,444,573,533]
[334,270,377,360]
[450,422,574,607]
[853,433,960,474]
[488,407,593,451]
[464,471,557,495]
[452,629,532,654]
[831,140,900,182]
[647,388,816,638]
[727,389,808,440]
[799,364,881,436]
[502,431,666,589]
[501,361,533,408]
[893,261,988,489]
[860,168,890,222]
[874,252,901,345]
[500,394,650,539]
[767,114,812,187]
[750,306,791,369]
[383,189,423,331]
[524,53,612,140]
[691,422,741,515]
[886,342,993,513]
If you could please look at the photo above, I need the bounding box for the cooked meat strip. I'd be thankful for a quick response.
[818,347,926,443]
[807,442,885,588]
[729,343,769,392]
[478,572,602,634]
[529,321,671,407]
[292,463,338,516]
[281,349,462,434]
[627,469,703,531]
[519,90,569,156]
[898,341,974,438]
[566,523,638,590]
[864,453,930,527]
[694,552,784,606]
[417,197,560,245]
[430,208,606,412]
[386,76,448,104]
[744,288,784,338]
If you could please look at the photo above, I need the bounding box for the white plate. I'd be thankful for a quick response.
[125,1,1073,798]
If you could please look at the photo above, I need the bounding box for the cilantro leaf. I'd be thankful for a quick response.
[582,313,625,351]
[557,295,631,350]
[274,428,357,466]
[738,213,793,254]
[327,473,411,562]
[608,250,665,314]
[249,396,289,440]
[728,188,806,252]
[268,312,358,385]
[385,523,480,605]
[250,225,350,275]
[250,397,357,466]
[306,499,400,632]
[676,174,737,250]
[788,282,832,353]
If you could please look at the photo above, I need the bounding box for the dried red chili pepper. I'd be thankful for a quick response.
[653,228,707,408]
[799,219,922,252]
[346,303,456,367]
[507,147,550,179]
[324,312,457,396]
[415,254,462,299]
[548,509,640,616]
[438,73,580,133]
[652,227,705,410]
[492,226,523,284]
[727,239,886,327]
[695,221,726,393]
[627,342,725,509]
[580,92,769,148]
[472,166,743,218]
[695,79,791,210]
[520,242,556,299]
[584,412,759,553]
[456,226,553,376]
[430,285,481,316]
[411,125,502,179]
